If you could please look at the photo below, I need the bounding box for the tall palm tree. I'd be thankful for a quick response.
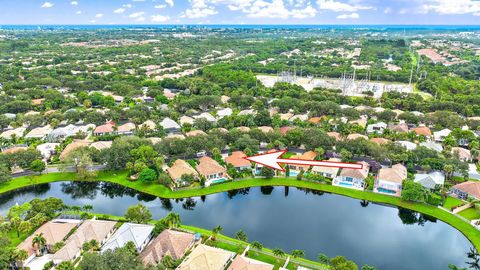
[82,205,94,212]
[291,249,305,258]
[161,255,175,269]
[272,248,285,258]
[251,241,263,255]
[32,233,47,256]
[318,253,330,265]
[165,212,181,229]
[211,225,223,241]
[13,249,28,269]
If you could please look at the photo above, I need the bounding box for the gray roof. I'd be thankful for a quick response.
[414,171,445,189]
[160,117,181,130]
[101,223,154,253]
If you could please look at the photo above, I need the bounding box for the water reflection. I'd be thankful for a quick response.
[0,181,473,270]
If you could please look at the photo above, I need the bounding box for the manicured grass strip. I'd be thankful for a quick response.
[2,172,480,251]
[443,196,465,211]
[459,208,480,221]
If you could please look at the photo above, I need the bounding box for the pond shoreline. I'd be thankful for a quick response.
[1,170,480,252]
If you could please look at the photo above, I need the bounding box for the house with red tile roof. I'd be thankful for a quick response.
[196,156,228,186]
[94,121,115,136]
[225,151,251,171]
[288,151,317,175]
[140,229,195,267]
[450,181,480,200]
[411,125,432,137]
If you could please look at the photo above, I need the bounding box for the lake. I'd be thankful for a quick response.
[0,181,473,269]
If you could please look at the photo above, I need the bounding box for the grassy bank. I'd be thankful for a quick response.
[2,171,480,251]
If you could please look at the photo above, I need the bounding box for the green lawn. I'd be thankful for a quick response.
[443,196,465,211]
[459,208,480,221]
[2,171,480,251]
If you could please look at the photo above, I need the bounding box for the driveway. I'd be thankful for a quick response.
[25,254,52,270]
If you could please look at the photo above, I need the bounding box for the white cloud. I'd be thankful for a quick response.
[383,7,392,14]
[123,4,133,8]
[76,10,82,14]
[135,17,146,22]
[291,3,317,18]
[155,4,167,9]
[336,12,359,19]
[151,14,170,22]
[129,11,146,18]
[71,1,78,5]
[317,0,372,12]
[132,0,145,2]
[417,0,480,16]
[95,13,103,18]
[245,0,291,18]
[89,20,96,23]
[181,0,218,18]
[165,0,174,7]
[41,2,54,8]
[114,8,126,13]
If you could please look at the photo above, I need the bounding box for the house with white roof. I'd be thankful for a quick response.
[160,117,181,133]
[216,108,233,119]
[36,143,59,161]
[101,223,154,253]
[194,112,216,122]
[180,116,195,126]
[414,171,445,190]
[238,109,256,116]
[434,128,451,142]
[366,122,387,134]
[47,124,95,142]
[25,125,53,139]
[396,141,417,151]
[0,127,26,140]
[419,141,443,153]
[311,158,341,179]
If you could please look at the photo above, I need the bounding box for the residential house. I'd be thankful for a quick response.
[186,130,207,137]
[289,114,308,122]
[414,171,445,190]
[311,158,341,179]
[288,151,317,176]
[279,126,292,135]
[434,128,451,142]
[25,125,53,139]
[36,143,59,161]
[450,181,480,200]
[370,137,391,145]
[333,161,369,190]
[346,133,368,140]
[139,229,195,266]
[227,256,274,270]
[235,126,250,132]
[47,124,95,142]
[89,141,113,151]
[257,126,273,134]
[160,118,181,134]
[17,219,80,265]
[389,122,409,133]
[139,120,157,131]
[101,223,154,253]
[238,109,256,116]
[366,122,387,134]
[225,151,251,171]
[194,112,216,123]
[396,141,417,151]
[177,244,234,270]
[180,116,195,126]
[216,108,233,119]
[196,156,228,186]
[52,219,116,263]
[374,164,407,196]
[117,122,136,135]
[420,141,443,153]
[167,159,199,186]
[0,127,26,140]
[94,122,115,136]
[1,145,28,154]
[327,132,342,141]
[411,125,432,137]
[452,147,472,162]
[60,140,91,160]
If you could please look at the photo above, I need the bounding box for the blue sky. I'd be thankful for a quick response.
[1,0,480,25]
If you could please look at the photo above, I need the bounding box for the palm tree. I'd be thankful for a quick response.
[161,255,175,269]
[317,253,330,265]
[272,248,285,261]
[448,264,467,270]
[291,249,305,258]
[82,204,94,212]
[251,241,263,255]
[211,225,223,241]
[13,249,28,269]
[235,229,248,242]
[164,212,181,228]
[32,233,47,256]
[18,221,32,236]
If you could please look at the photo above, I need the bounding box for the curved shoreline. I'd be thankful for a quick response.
[2,171,480,251]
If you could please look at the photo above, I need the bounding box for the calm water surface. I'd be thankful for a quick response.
[0,182,473,270]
